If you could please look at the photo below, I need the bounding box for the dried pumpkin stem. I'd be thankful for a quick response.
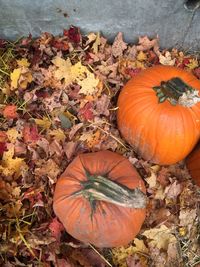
[153,77,200,107]
[70,172,147,210]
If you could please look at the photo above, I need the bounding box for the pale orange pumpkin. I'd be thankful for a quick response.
[53,150,146,248]
[186,143,200,186]
[117,65,200,165]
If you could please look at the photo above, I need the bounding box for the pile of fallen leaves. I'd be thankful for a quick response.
[0,26,200,267]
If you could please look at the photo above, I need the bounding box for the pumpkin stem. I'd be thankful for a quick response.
[153,77,200,107]
[69,171,147,213]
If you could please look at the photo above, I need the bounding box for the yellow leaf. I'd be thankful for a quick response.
[92,32,101,54]
[0,146,28,178]
[71,62,88,80]
[80,130,101,148]
[34,117,51,130]
[52,56,73,85]
[17,58,30,67]
[87,32,97,44]
[137,51,147,61]
[142,225,177,250]
[145,170,157,188]
[6,128,22,143]
[19,70,33,89]
[78,72,99,95]
[63,110,78,122]
[10,68,21,88]
[112,238,148,267]
[154,184,165,200]
[186,58,198,70]
[133,238,148,253]
[135,60,145,69]
[48,129,66,142]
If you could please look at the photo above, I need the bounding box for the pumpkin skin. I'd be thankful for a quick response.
[53,150,146,248]
[186,143,200,186]
[117,65,200,165]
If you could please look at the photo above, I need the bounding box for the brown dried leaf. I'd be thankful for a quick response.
[34,159,60,184]
[136,36,160,56]
[64,141,78,160]
[112,32,127,57]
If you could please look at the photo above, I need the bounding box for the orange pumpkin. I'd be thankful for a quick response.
[117,65,200,165]
[53,150,146,247]
[186,143,200,186]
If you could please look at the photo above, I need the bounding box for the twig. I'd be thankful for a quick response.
[89,244,113,267]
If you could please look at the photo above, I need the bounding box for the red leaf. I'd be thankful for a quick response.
[52,40,69,51]
[0,142,7,156]
[0,39,7,48]
[63,29,68,36]
[23,124,40,145]
[67,26,81,43]
[49,217,65,240]
[21,33,32,46]
[126,68,142,77]
[79,102,94,121]
[148,50,159,64]
[193,67,200,79]
[3,105,18,119]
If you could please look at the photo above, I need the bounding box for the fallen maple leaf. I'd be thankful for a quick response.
[52,56,73,85]
[136,36,160,56]
[112,32,127,57]
[80,131,101,148]
[67,26,81,43]
[35,159,60,184]
[10,67,32,90]
[49,217,65,241]
[91,32,101,54]
[0,142,7,156]
[49,129,66,142]
[23,124,40,145]
[0,145,28,178]
[112,238,148,267]
[10,68,21,88]
[79,102,94,121]
[145,170,157,189]
[137,51,147,61]
[34,117,51,130]
[6,128,22,143]
[185,58,199,70]
[78,71,99,95]
[3,105,18,119]
[159,51,175,66]
[142,225,177,250]
[17,58,30,67]
[0,131,8,142]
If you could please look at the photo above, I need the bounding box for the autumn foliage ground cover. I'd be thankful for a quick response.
[0,26,200,267]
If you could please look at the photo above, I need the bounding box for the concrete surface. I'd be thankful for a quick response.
[0,0,200,50]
